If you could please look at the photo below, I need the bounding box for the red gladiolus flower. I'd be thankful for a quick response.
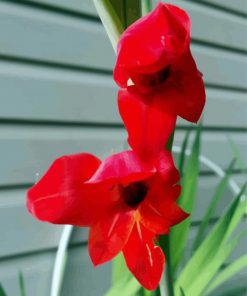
[27,150,188,290]
[114,2,205,123]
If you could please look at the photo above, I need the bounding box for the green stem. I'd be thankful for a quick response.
[159,129,176,296]
[142,0,152,15]
[93,0,124,51]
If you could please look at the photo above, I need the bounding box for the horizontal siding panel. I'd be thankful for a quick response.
[0,3,246,89]
[0,61,246,127]
[173,130,247,172]
[0,127,246,186]
[22,0,96,15]
[22,0,247,52]
[192,45,247,89]
[0,246,111,296]
[0,188,87,258]
[0,125,126,186]
[199,0,247,15]
[0,174,244,258]
[0,1,114,69]
[22,0,247,17]
[167,0,247,51]
[0,61,119,124]
[178,88,247,128]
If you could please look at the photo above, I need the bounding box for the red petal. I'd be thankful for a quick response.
[139,178,188,234]
[155,150,180,184]
[27,153,103,226]
[89,205,135,266]
[118,89,176,161]
[88,150,155,185]
[114,3,190,87]
[123,223,165,290]
[148,51,206,123]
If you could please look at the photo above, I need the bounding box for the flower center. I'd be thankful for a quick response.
[133,66,171,89]
[121,182,148,208]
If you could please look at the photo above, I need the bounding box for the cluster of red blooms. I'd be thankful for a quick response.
[27,3,205,291]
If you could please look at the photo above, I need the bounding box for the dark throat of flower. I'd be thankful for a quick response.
[121,181,148,208]
[133,66,171,89]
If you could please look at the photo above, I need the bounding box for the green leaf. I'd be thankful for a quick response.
[205,254,247,295]
[228,137,246,171]
[139,288,153,296]
[142,0,152,15]
[178,129,191,175]
[181,229,247,296]
[93,0,124,50]
[216,286,247,296]
[125,0,142,27]
[110,0,141,28]
[105,272,141,296]
[109,253,141,296]
[112,253,128,284]
[175,184,247,296]
[0,284,7,296]
[193,158,236,250]
[180,287,186,296]
[170,124,201,273]
[18,272,26,296]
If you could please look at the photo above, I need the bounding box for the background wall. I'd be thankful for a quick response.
[0,0,246,295]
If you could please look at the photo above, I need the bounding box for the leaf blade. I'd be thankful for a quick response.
[175,184,247,295]
[205,254,247,295]
[93,0,124,50]
[0,284,7,296]
[19,272,26,296]
[170,125,201,273]
[178,129,191,175]
[193,158,236,250]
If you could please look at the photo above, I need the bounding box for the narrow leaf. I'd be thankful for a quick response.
[142,0,152,15]
[178,129,191,175]
[205,254,247,295]
[170,124,201,273]
[180,229,247,296]
[139,288,153,296]
[180,287,186,296]
[109,0,126,28]
[112,253,128,284]
[216,286,247,296]
[228,137,246,171]
[0,285,7,296]
[175,184,247,295]
[110,253,141,296]
[125,0,142,27]
[93,0,124,50]
[19,272,26,296]
[193,158,236,250]
[105,273,141,296]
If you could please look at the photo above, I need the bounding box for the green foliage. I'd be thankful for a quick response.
[193,158,236,250]
[205,254,247,295]
[178,129,190,175]
[142,0,152,15]
[170,125,201,274]
[93,0,124,50]
[0,284,7,296]
[175,184,247,295]
[105,267,141,296]
[228,137,246,171]
[18,272,26,296]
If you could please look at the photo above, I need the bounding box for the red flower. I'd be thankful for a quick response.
[114,3,205,123]
[27,150,188,290]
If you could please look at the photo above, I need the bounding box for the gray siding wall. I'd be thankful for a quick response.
[0,0,246,295]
